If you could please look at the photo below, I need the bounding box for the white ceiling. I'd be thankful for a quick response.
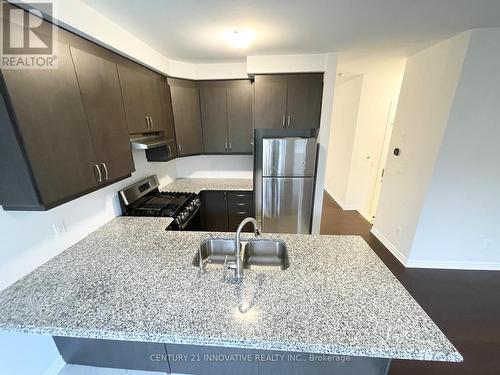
[84,0,500,63]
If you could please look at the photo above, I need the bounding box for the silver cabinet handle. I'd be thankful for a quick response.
[236,194,246,197]
[236,211,247,215]
[167,144,172,157]
[229,141,232,152]
[100,163,109,181]
[236,202,246,206]
[225,141,228,151]
[93,164,102,183]
[145,116,149,130]
[287,115,291,128]
[149,116,154,130]
[282,115,286,128]
[178,143,182,154]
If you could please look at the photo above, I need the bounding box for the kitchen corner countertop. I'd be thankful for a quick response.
[0,217,461,362]
[162,178,253,193]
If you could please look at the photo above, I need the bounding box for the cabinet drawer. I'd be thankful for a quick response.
[227,191,254,208]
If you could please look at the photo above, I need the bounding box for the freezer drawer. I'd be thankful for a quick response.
[262,177,314,234]
[262,137,317,177]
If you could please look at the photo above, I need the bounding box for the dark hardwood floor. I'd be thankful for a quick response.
[320,192,500,375]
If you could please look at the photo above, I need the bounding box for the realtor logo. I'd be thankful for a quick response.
[1,1,57,68]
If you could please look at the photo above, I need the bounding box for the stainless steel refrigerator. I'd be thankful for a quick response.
[259,137,317,234]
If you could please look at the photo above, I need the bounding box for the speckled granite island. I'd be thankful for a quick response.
[0,217,461,374]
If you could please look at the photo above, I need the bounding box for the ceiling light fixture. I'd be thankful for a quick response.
[224,28,255,49]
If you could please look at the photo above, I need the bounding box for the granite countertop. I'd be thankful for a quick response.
[163,178,253,193]
[0,217,461,362]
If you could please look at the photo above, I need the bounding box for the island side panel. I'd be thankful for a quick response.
[52,336,171,373]
[166,343,391,375]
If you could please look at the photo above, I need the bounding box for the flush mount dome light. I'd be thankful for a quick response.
[224,28,255,49]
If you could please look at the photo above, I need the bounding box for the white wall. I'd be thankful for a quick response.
[325,75,363,207]
[311,53,338,234]
[175,155,253,179]
[247,54,327,74]
[408,29,500,269]
[372,32,470,262]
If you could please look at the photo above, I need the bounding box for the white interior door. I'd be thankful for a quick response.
[370,98,398,222]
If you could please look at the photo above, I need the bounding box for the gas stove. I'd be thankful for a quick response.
[119,176,201,230]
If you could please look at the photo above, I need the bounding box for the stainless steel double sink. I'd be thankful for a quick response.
[193,239,290,271]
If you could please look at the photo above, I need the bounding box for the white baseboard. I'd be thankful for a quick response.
[359,210,373,223]
[324,187,357,211]
[406,259,500,270]
[371,227,500,271]
[43,356,65,375]
[370,227,409,267]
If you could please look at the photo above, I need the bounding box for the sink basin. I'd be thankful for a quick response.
[193,238,289,271]
[242,240,290,270]
[193,239,238,266]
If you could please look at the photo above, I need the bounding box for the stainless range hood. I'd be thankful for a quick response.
[130,135,170,150]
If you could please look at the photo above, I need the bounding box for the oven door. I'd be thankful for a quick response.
[166,207,201,231]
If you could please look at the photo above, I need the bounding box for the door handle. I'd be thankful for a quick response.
[178,143,182,154]
[93,164,102,183]
[167,144,172,157]
[145,116,150,130]
[100,163,109,181]
[229,141,232,152]
[287,115,291,128]
[282,115,286,128]
[149,116,154,130]
[225,141,228,152]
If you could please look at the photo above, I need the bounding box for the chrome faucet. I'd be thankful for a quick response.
[226,217,261,280]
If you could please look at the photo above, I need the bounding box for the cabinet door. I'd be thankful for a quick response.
[168,79,203,156]
[227,81,253,153]
[199,84,228,153]
[148,73,167,132]
[158,77,176,139]
[200,191,228,231]
[117,64,152,134]
[1,41,98,206]
[286,74,323,129]
[254,75,287,129]
[70,46,134,182]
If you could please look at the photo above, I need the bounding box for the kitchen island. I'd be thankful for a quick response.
[0,217,461,374]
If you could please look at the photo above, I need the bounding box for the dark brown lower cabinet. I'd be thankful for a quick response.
[200,191,254,232]
[200,191,229,231]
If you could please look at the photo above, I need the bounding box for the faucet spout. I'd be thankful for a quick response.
[233,217,261,280]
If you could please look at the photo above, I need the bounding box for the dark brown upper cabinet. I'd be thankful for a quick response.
[227,81,253,153]
[254,74,323,130]
[199,82,228,153]
[0,9,134,211]
[168,78,203,156]
[0,39,99,210]
[117,63,165,134]
[199,80,253,154]
[70,46,135,184]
